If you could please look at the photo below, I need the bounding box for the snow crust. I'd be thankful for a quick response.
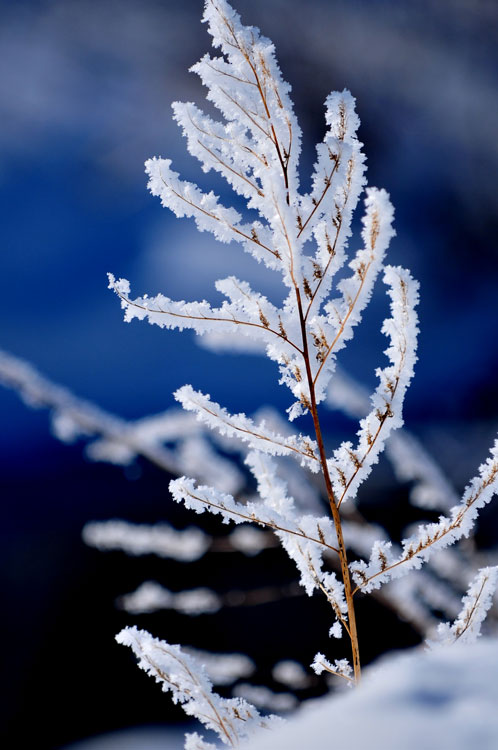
[246,639,498,750]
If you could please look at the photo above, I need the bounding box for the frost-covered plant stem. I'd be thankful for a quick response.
[107,0,498,711]
[109,0,409,688]
[296,292,361,680]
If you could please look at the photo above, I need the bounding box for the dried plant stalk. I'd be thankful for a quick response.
[106,0,498,694]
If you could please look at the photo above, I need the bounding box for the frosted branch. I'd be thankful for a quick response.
[108,273,297,352]
[169,476,338,556]
[352,440,498,592]
[327,368,459,511]
[116,627,282,747]
[145,157,281,268]
[428,566,498,647]
[307,188,396,407]
[327,265,419,505]
[175,386,319,470]
[169,475,347,619]
[311,653,353,685]
[197,0,302,199]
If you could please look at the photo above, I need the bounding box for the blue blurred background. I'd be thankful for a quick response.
[1,0,497,747]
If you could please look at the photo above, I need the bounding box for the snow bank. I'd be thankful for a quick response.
[248,639,498,750]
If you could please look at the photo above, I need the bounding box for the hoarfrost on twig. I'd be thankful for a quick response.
[116,626,282,746]
[428,566,498,648]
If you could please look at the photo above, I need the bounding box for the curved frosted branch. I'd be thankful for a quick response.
[175,385,319,470]
[428,566,498,647]
[352,440,498,592]
[327,265,419,505]
[116,626,281,747]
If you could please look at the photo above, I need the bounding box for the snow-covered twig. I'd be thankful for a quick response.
[351,440,498,592]
[428,566,498,648]
[116,627,282,747]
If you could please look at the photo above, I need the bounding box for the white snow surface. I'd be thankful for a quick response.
[247,639,498,750]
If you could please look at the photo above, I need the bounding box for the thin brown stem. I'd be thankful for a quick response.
[201,0,360,681]
[294,286,361,683]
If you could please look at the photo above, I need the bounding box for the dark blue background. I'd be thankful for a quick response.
[1,1,497,747]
